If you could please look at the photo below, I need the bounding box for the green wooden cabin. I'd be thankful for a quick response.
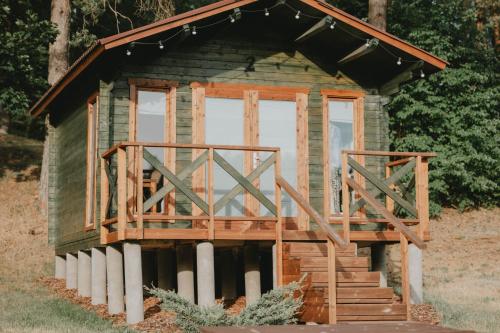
[31,0,446,325]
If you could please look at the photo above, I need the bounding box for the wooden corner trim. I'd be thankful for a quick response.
[128,78,179,88]
[190,81,310,99]
[320,89,365,98]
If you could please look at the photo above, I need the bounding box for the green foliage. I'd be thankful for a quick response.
[0,0,56,138]
[147,281,304,333]
[386,0,499,214]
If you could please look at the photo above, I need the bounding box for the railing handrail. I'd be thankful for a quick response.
[102,141,281,159]
[276,175,349,250]
[342,149,436,157]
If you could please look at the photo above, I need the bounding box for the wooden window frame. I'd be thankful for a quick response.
[321,89,365,219]
[191,82,310,230]
[128,78,178,217]
[84,92,99,231]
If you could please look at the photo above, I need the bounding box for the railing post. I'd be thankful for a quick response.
[100,157,109,244]
[274,151,283,287]
[415,156,429,239]
[208,148,215,240]
[341,151,350,243]
[385,164,395,214]
[136,145,144,239]
[400,233,410,320]
[327,238,337,324]
[117,146,127,240]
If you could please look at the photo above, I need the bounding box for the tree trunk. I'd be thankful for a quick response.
[41,0,70,217]
[48,0,70,85]
[368,0,387,31]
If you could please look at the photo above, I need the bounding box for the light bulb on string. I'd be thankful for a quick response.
[365,39,370,47]
[229,15,235,23]
[126,42,135,56]
[192,26,197,35]
[420,70,425,78]
[295,10,301,19]
[264,8,269,16]
[159,41,164,50]
[330,21,336,30]
[126,49,131,56]
[397,57,402,65]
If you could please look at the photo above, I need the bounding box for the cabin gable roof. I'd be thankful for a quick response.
[30,0,448,117]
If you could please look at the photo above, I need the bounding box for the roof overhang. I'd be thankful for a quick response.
[30,0,447,117]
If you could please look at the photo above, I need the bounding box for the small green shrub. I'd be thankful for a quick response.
[147,281,304,333]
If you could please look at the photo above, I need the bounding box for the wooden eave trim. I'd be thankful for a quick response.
[30,43,105,117]
[100,0,257,50]
[128,78,179,88]
[191,82,310,100]
[320,89,365,98]
[303,0,448,70]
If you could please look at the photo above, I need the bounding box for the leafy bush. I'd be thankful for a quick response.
[147,281,304,333]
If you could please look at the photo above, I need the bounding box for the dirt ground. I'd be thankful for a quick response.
[0,133,498,332]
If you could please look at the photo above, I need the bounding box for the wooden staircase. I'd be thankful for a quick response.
[283,241,407,323]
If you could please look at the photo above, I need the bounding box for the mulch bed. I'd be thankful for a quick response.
[40,277,440,331]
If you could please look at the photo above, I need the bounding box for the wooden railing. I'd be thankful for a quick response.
[339,150,434,248]
[100,142,287,243]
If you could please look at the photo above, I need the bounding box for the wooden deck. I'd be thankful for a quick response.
[200,323,475,333]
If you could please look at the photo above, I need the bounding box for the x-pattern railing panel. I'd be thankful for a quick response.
[104,160,117,219]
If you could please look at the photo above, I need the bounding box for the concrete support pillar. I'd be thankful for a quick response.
[91,247,107,305]
[66,253,77,289]
[244,244,261,305]
[371,244,388,287]
[106,245,124,314]
[176,244,195,303]
[409,244,423,304]
[55,255,66,279]
[123,242,144,324]
[196,242,215,306]
[272,243,277,289]
[220,250,237,300]
[157,249,175,290]
[78,250,92,297]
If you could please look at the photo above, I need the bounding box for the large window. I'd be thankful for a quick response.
[322,90,364,216]
[84,94,99,229]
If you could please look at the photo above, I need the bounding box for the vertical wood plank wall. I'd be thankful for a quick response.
[50,36,390,253]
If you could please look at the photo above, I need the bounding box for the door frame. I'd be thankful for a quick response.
[190,82,310,230]
[321,89,365,220]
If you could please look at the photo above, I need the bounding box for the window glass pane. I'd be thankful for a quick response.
[328,100,354,214]
[259,100,297,216]
[137,90,167,168]
[205,97,245,216]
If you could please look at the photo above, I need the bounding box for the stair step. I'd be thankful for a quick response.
[337,304,407,316]
[336,298,393,304]
[286,242,357,257]
[300,256,370,271]
[337,287,394,299]
[337,314,407,321]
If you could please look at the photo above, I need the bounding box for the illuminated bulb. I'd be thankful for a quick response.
[365,39,370,47]
[330,21,336,30]
[159,41,164,50]
[126,49,131,56]
[295,10,301,19]
[191,26,197,35]
[397,57,402,65]
[420,70,425,78]
[264,8,269,16]
[230,15,235,23]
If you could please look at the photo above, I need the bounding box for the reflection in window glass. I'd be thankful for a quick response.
[137,90,167,168]
[259,100,297,216]
[328,100,354,214]
[205,97,245,216]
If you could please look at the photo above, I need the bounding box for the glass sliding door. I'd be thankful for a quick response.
[259,100,297,216]
[205,97,245,216]
[328,99,354,214]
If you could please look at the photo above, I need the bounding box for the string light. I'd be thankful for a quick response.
[123,3,426,77]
